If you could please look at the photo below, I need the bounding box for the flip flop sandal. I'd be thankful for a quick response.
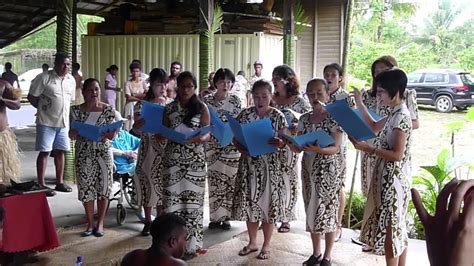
[55,183,72,192]
[238,246,258,256]
[277,222,290,233]
[303,254,322,266]
[256,250,270,260]
[362,244,373,252]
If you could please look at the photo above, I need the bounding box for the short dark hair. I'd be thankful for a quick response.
[82,78,100,91]
[146,68,168,101]
[151,213,186,247]
[129,62,141,72]
[374,68,407,100]
[251,79,273,94]
[213,68,235,87]
[72,63,80,71]
[306,78,329,92]
[106,64,118,72]
[323,63,343,77]
[4,62,12,70]
[171,61,182,68]
[42,63,49,70]
[237,70,245,76]
[272,65,300,97]
[54,52,69,64]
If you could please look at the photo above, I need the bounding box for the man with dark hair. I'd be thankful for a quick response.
[27,52,76,196]
[1,62,20,89]
[42,64,49,73]
[121,213,188,266]
[168,61,182,94]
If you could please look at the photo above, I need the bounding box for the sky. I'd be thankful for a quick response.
[413,0,474,28]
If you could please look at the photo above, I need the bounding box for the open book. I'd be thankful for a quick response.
[209,108,233,147]
[282,130,335,149]
[140,101,165,134]
[71,120,123,142]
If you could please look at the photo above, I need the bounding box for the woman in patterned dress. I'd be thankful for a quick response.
[323,63,353,241]
[69,78,116,237]
[286,78,343,266]
[132,68,173,236]
[161,71,211,260]
[360,55,419,196]
[350,68,412,266]
[271,65,311,233]
[233,80,288,260]
[123,63,147,131]
[202,68,242,230]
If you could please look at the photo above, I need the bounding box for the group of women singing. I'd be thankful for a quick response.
[70,54,417,266]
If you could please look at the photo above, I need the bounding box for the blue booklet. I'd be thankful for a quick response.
[225,112,277,157]
[354,108,384,122]
[160,125,212,145]
[209,108,234,147]
[282,130,335,149]
[140,101,165,133]
[324,100,376,141]
[72,120,123,142]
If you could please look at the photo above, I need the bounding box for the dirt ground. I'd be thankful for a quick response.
[411,106,474,177]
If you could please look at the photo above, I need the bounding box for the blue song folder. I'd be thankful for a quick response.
[354,108,384,122]
[72,120,123,142]
[159,126,212,145]
[225,112,277,157]
[282,130,335,149]
[140,101,165,133]
[209,108,234,147]
[324,100,376,141]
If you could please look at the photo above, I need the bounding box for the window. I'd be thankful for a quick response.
[408,73,423,83]
[460,73,474,85]
[424,73,448,83]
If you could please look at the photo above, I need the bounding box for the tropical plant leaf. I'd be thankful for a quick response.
[437,148,450,172]
[466,107,474,121]
[444,121,465,135]
[294,0,310,36]
[412,175,435,191]
[420,166,447,185]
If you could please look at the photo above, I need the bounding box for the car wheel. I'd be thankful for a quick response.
[435,95,453,113]
[455,105,468,111]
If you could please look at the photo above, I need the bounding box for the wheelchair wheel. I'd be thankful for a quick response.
[122,175,140,210]
[116,204,127,225]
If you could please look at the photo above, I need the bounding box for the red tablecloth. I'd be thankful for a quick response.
[0,192,60,253]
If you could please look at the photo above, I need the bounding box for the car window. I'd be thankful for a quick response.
[408,73,423,83]
[460,73,474,85]
[423,73,448,83]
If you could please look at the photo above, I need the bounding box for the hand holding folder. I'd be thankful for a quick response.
[71,120,123,142]
[225,112,277,157]
[159,126,211,145]
[282,130,335,150]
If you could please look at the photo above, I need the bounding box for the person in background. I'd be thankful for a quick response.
[167,61,182,95]
[412,179,474,266]
[105,65,120,108]
[202,68,242,230]
[42,64,49,73]
[323,63,353,242]
[123,63,147,131]
[111,124,140,178]
[28,52,75,197]
[288,78,343,266]
[161,71,210,260]
[232,70,249,108]
[199,71,215,99]
[131,59,149,84]
[1,62,20,89]
[132,68,173,236]
[0,79,21,187]
[121,213,188,266]
[272,65,311,234]
[233,80,288,260]
[351,68,412,266]
[248,60,264,106]
[69,78,117,238]
[72,63,84,105]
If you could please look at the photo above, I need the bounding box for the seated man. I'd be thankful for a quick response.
[121,213,188,266]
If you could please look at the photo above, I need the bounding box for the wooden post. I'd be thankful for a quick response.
[283,0,295,68]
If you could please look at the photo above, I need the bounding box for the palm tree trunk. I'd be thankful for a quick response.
[342,0,354,79]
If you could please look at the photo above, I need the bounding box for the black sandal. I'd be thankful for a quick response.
[303,254,322,266]
[208,221,220,229]
[221,221,231,230]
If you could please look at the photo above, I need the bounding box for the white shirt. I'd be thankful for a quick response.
[29,70,76,127]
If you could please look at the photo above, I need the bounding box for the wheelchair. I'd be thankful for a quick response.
[110,172,139,225]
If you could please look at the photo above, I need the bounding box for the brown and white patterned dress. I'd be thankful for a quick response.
[71,105,115,202]
[231,107,287,223]
[273,96,311,221]
[360,89,418,195]
[133,98,173,208]
[360,103,412,256]
[161,101,207,254]
[202,94,242,222]
[298,112,343,233]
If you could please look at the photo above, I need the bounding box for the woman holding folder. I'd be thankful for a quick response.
[132,68,172,236]
[69,78,117,237]
[271,65,311,233]
[350,68,412,266]
[232,80,288,260]
[161,71,211,260]
[202,68,242,230]
[287,78,343,266]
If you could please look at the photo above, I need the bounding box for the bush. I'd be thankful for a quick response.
[344,191,366,229]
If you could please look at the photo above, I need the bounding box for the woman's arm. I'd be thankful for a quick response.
[353,88,386,133]
[303,130,342,155]
[351,128,408,161]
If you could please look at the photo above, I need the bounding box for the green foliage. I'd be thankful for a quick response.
[344,191,366,229]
